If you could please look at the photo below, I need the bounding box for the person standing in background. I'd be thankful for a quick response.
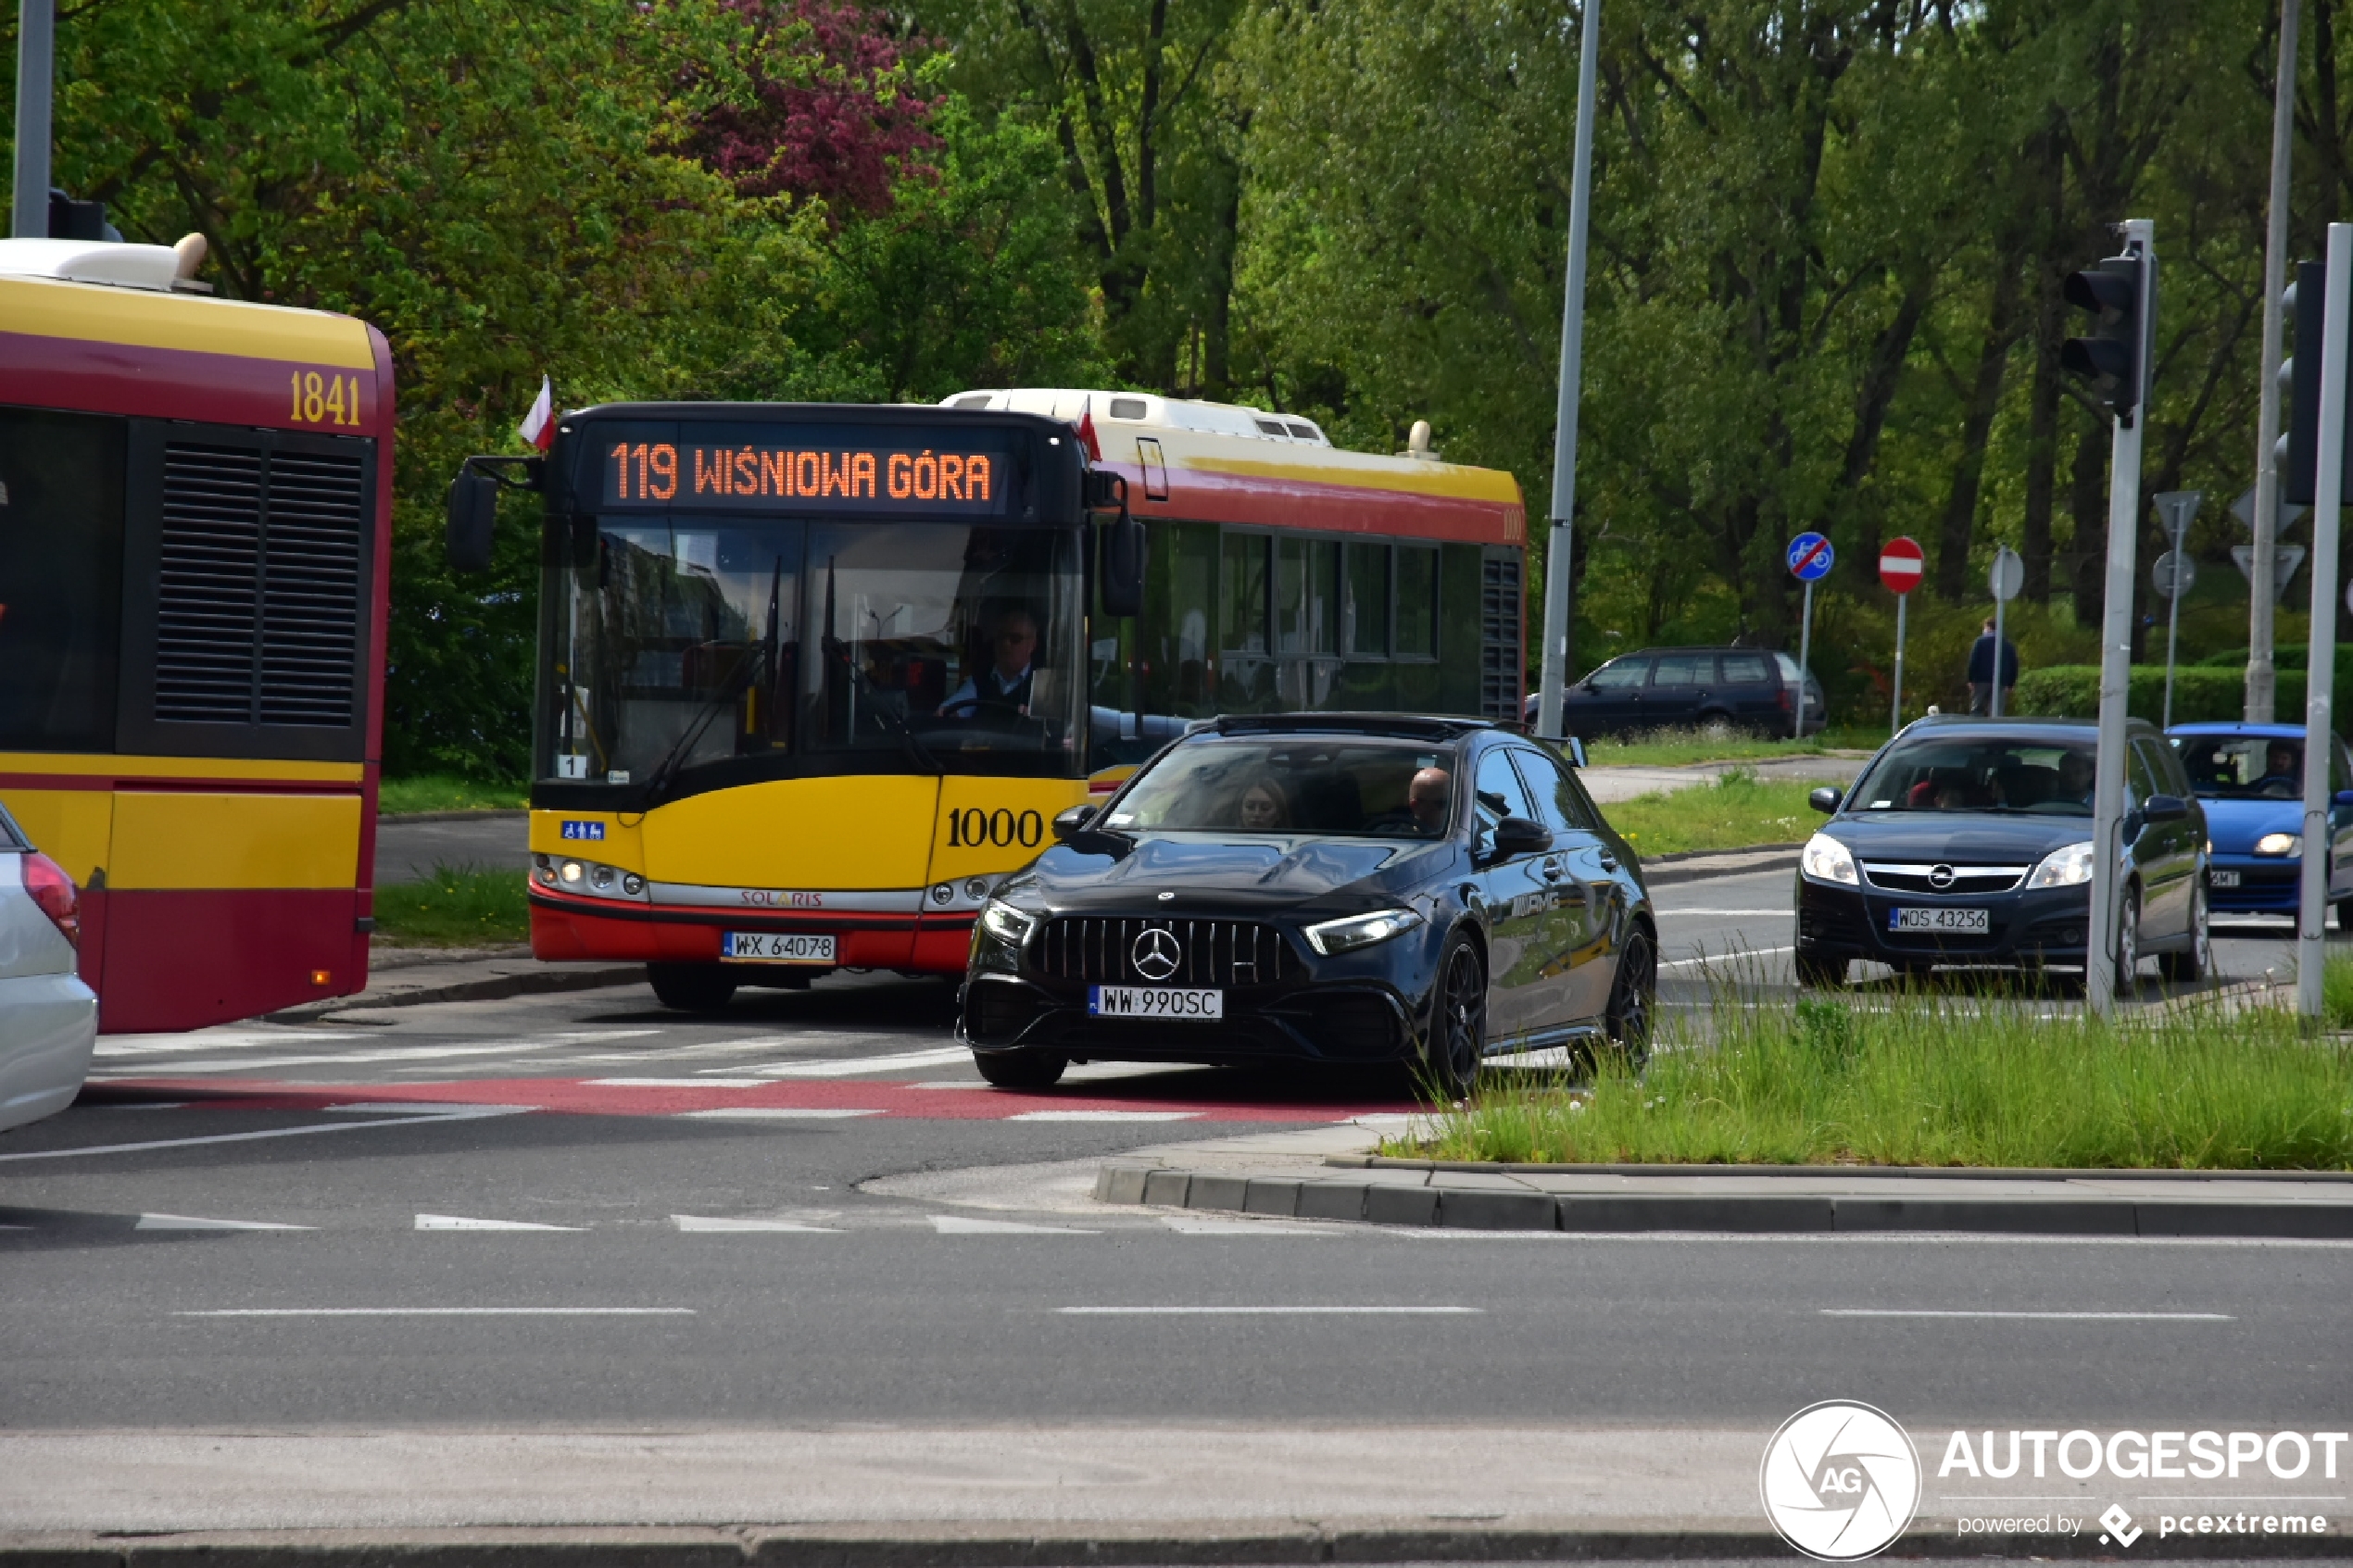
[1967,618,2019,715]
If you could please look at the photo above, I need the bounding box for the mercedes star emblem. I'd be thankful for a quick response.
[1131,926,1182,982]
[1927,864,1956,890]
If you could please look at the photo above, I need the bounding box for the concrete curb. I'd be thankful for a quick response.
[1638,847,1801,886]
[378,809,529,824]
[5,1524,2349,1565]
[1094,1164,2353,1238]
[1331,1156,2353,1184]
[265,963,645,1022]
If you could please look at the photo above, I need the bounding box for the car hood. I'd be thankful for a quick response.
[1822,812,2093,864]
[2197,796,2299,853]
[1013,833,1447,915]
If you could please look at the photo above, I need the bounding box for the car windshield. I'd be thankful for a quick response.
[1101,739,1455,837]
[1847,734,2095,816]
[2171,734,2303,799]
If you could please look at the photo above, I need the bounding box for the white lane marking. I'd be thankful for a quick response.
[95,1030,351,1055]
[908,1080,988,1090]
[676,1108,885,1121]
[1159,1217,1336,1236]
[1820,1308,2233,1321]
[929,1215,1101,1236]
[742,1046,974,1078]
[91,1030,665,1076]
[588,1077,769,1088]
[1661,946,1793,971]
[672,1215,843,1232]
[175,1307,693,1317]
[321,1102,519,1115]
[107,1102,191,1111]
[135,1213,311,1232]
[415,1214,584,1232]
[1057,1305,1481,1315]
[0,1105,531,1163]
[1652,908,1794,916]
[1007,1110,1204,1123]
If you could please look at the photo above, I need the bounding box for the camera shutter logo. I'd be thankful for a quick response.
[1759,1400,1921,1561]
[1131,927,1182,982]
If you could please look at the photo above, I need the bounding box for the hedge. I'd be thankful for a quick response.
[2012,664,2343,731]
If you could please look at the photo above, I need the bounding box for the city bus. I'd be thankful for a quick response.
[482,391,1522,1010]
[0,237,392,1032]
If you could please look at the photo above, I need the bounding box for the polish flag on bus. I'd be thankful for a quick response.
[1075,397,1102,461]
[519,376,555,452]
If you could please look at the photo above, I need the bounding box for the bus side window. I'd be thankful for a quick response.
[0,408,125,751]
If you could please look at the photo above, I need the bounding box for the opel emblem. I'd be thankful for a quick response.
[1132,926,1182,981]
[1927,864,1956,890]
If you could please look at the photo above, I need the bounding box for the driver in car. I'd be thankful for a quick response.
[2255,739,2302,794]
[1407,767,1453,834]
[941,607,1039,719]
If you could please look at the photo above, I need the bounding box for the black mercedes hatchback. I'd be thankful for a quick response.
[959,714,1657,1095]
[1795,715,2209,992]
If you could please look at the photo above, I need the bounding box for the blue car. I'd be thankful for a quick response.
[2166,723,2353,922]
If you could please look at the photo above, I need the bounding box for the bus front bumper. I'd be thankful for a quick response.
[528,887,976,974]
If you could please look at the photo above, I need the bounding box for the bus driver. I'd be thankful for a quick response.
[942,606,1040,719]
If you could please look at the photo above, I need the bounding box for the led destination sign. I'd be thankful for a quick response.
[602,438,1007,515]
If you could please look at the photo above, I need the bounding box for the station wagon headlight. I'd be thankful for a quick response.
[2255,832,2302,857]
[1800,833,1857,886]
[2027,841,2096,888]
[979,899,1039,946]
[1304,907,1424,956]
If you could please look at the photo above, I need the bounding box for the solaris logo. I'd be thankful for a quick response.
[1759,1399,1922,1561]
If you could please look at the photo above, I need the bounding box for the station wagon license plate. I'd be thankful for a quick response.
[1888,907,1989,935]
[2210,870,2242,888]
[721,932,835,964]
[1088,985,1224,1021]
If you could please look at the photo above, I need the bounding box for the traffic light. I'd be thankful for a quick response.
[2275,259,2353,508]
[2060,250,2148,419]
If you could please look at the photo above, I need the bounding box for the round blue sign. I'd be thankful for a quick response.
[1787,532,1834,582]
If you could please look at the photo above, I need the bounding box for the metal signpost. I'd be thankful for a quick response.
[1788,532,1834,701]
[2300,225,2352,1023]
[2153,490,2203,730]
[12,0,55,237]
[1880,536,1924,735]
[1988,547,2023,718]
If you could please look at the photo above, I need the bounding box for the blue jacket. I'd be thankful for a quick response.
[1968,633,2020,685]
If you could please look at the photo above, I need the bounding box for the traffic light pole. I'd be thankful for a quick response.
[2249,0,2300,722]
[1534,0,1600,742]
[2297,224,2350,1022]
[2087,219,2154,1016]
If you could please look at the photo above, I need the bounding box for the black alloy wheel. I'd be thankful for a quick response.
[1428,934,1487,1100]
[2160,879,2210,984]
[1602,924,1657,1069]
[1794,951,1846,988]
[648,962,738,1013]
[972,1048,1068,1089]
[2113,884,2144,998]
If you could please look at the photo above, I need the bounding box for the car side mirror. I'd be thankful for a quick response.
[1491,816,1553,858]
[2334,790,2353,808]
[2145,794,2189,822]
[1808,785,1843,814]
[1100,505,1146,620]
[446,470,498,574]
[1051,803,1098,842]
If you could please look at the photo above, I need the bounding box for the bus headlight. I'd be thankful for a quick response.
[2256,832,2301,857]
[2027,841,2096,888]
[1800,833,1857,885]
[979,899,1039,947]
[560,860,585,884]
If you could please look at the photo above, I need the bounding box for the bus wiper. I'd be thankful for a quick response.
[644,557,785,805]
[821,633,943,775]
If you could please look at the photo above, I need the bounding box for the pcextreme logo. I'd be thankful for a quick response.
[1759,1400,1923,1562]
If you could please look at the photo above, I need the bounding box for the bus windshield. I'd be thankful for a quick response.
[546,519,1085,792]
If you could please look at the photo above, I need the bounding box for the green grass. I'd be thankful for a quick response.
[1393,989,2353,1171]
[378,774,527,815]
[1605,769,1820,858]
[2328,957,2353,1030]
[373,863,530,947]
[1580,727,1831,768]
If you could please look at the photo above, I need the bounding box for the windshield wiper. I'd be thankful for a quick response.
[642,557,785,805]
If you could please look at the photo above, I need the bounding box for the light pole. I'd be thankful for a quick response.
[12,0,56,238]
[2250,0,2301,722]
[1533,0,1600,742]
[2297,224,2351,1022]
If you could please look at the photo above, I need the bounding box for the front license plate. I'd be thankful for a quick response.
[1888,907,1990,934]
[721,932,836,964]
[2210,870,2242,888]
[1088,985,1224,1021]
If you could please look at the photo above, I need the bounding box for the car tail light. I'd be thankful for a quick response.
[1776,685,1793,710]
[21,851,80,947]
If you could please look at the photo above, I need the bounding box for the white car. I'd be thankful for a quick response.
[0,804,96,1133]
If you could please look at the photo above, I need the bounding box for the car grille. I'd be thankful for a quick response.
[1860,862,2028,895]
[1034,917,1302,988]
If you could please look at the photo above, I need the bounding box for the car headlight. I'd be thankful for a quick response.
[2026,840,2096,888]
[1303,907,1424,956]
[1800,833,1857,886]
[2255,832,2302,857]
[979,898,1040,946]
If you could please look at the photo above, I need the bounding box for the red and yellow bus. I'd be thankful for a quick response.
[484,389,1521,1010]
[0,237,393,1032]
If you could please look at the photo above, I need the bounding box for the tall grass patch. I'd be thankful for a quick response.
[374,863,530,947]
[1605,769,1818,857]
[1399,990,2353,1170]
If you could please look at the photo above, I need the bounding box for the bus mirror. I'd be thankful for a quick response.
[1084,470,1125,510]
[447,470,498,573]
[1101,508,1146,619]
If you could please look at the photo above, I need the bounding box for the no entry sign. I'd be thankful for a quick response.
[1879,536,1924,596]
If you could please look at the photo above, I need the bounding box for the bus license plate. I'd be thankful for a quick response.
[1088,985,1224,1021]
[2210,870,2241,888]
[1888,907,1988,934]
[722,932,836,964]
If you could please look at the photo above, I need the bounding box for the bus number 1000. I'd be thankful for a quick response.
[946,809,1043,849]
[289,370,364,427]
